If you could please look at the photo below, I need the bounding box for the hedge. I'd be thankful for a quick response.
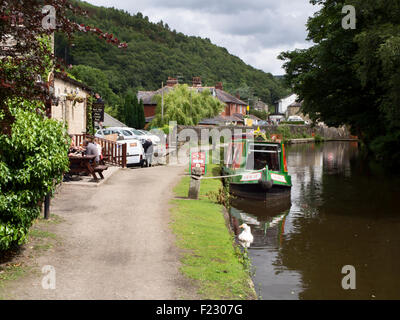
[0,100,70,251]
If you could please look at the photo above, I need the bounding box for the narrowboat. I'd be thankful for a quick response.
[222,133,292,200]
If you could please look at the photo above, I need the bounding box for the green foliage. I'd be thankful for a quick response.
[68,64,122,118]
[279,0,400,165]
[86,95,95,135]
[314,133,324,143]
[137,99,146,129]
[171,164,257,299]
[121,92,146,129]
[276,125,312,142]
[0,100,70,251]
[151,85,225,126]
[122,91,136,128]
[280,121,305,125]
[249,109,269,120]
[56,0,289,116]
[276,125,292,141]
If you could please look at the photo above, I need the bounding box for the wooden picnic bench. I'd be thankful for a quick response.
[68,154,108,182]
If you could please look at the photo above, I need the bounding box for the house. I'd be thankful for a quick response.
[50,71,93,135]
[253,99,269,113]
[138,77,248,123]
[286,101,302,117]
[277,94,298,115]
[286,101,311,123]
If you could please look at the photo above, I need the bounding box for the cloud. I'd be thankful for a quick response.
[85,0,318,74]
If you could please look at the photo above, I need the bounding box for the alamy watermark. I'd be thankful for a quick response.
[41,265,56,290]
[342,5,356,30]
[42,5,56,30]
[341,265,356,290]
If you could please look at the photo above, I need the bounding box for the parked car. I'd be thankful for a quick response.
[287,116,305,123]
[137,129,161,145]
[95,127,137,141]
[95,127,145,166]
[126,128,160,144]
[125,128,147,142]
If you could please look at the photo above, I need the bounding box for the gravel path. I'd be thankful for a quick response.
[7,164,197,300]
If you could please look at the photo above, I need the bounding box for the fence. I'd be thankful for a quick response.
[72,134,127,168]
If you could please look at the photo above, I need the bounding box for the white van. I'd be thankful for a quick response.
[95,128,145,166]
[118,139,145,166]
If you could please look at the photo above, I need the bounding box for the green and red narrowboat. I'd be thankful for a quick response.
[222,134,292,200]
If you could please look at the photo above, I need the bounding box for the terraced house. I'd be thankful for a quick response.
[138,77,248,125]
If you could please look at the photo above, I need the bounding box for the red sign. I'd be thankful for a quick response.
[190,151,207,175]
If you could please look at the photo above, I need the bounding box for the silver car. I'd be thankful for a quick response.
[95,127,141,141]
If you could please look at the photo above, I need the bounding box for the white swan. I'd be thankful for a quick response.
[238,224,254,248]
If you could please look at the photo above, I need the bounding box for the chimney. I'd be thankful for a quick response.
[215,82,223,90]
[192,77,202,87]
[236,91,240,99]
[166,77,178,87]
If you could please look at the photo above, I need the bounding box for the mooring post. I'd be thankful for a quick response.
[44,193,51,220]
[188,167,202,199]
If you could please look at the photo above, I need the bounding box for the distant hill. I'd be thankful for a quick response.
[56,0,290,116]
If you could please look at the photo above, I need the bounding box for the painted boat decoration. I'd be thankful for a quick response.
[222,133,292,200]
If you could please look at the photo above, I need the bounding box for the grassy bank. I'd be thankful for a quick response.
[171,163,257,300]
[0,215,63,299]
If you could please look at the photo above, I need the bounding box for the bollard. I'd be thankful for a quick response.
[44,193,51,220]
[188,167,202,199]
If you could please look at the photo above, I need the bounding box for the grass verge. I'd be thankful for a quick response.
[171,163,257,300]
[0,214,63,299]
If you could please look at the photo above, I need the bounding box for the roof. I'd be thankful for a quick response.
[145,116,155,123]
[248,114,262,121]
[288,101,302,108]
[54,71,93,93]
[215,89,247,105]
[103,112,127,128]
[199,115,244,125]
[138,86,174,105]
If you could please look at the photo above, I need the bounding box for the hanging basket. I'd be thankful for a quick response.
[66,93,76,101]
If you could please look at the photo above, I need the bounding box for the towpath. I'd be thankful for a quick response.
[6,164,196,300]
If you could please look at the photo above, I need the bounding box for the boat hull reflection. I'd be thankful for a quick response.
[230,197,291,248]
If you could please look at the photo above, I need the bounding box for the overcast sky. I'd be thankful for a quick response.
[85,0,319,75]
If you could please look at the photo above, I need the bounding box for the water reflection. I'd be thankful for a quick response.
[230,142,400,300]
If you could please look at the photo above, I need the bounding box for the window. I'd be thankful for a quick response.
[246,144,280,171]
[122,130,133,136]
[232,143,244,169]
[225,142,244,168]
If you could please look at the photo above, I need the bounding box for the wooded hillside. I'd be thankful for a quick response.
[55,0,290,116]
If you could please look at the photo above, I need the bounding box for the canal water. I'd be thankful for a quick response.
[229,142,400,300]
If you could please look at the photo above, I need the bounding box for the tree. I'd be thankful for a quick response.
[0,0,127,112]
[279,0,400,165]
[122,91,137,128]
[69,64,122,118]
[151,84,225,127]
[137,99,145,129]
[0,0,127,251]
[0,100,70,250]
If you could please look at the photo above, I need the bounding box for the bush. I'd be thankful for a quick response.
[280,121,305,125]
[276,125,291,141]
[0,100,70,251]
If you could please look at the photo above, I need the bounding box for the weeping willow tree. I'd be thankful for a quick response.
[151,84,225,126]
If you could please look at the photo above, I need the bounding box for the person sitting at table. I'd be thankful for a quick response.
[68,136,79,156]
[83,139,100,164]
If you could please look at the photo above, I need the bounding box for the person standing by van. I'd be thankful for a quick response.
[142,138,153,167]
